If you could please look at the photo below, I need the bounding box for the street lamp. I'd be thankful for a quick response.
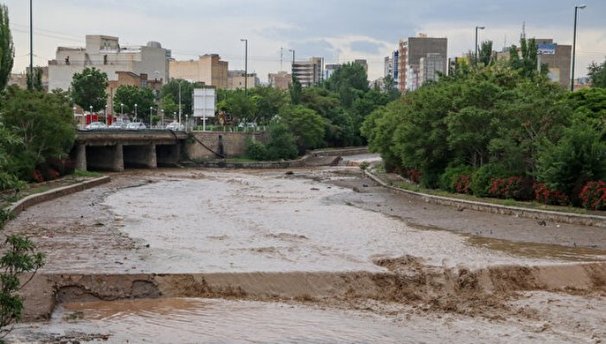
[149,106,153,128]
[475,26,485,65]
[89,105,93,124]
[134,103,138,120]
[160,109,164,127]
[177,80,182,126]
[571,4,586,91]
[241,38,248,94]
[120,103,124,117]
[288,48,295,70]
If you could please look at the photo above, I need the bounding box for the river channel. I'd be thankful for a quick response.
[5,164,606,343]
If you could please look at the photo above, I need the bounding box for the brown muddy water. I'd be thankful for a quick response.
[5,165,606,343]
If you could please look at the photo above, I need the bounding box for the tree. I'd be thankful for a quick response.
[160,79,200,116]
[70,67,108,112]
[216,89,256,123]
[289,75,302,105]
[324,62,368,108]
[250,86,288,124]
[588,59,606,88]
[0,86,75,180]
[279,105,326,153]
[113,85,155,120]
[26,67,43,92]
[478,40,494,67]
[0,4,13,91]
[508,38,547,78]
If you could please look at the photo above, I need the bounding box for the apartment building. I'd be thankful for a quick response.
[227,70,259,90]
[169,54,228,89]
[48,35,170,91]
[394,34,447,92]
[268,71,292,90]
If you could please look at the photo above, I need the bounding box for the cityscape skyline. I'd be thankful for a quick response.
[3,0,605,83]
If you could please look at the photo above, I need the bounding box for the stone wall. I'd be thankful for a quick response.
[186,131,266,159]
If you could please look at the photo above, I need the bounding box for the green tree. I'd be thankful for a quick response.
[0,86,75,180]
[0,4,13,91]
[70,67,108,112]
[324,62,368,108]
[478,40,494,67]
[265,121,298,160]
[113,85,155,120]
[508,38,547,78]
[216,89,257,123]
[26,67,43,92]
[160,79,200,116]
[279,105,326,153]
[588,59,606,88]
[250,86,288,124]
[289,75,302,105]
[536,118,606,204]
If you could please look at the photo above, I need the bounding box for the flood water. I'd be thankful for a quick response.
[99,170,581,274]
[7,166,606,343]
[10,297,594,344]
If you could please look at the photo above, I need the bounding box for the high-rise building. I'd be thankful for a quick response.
[396,34,447,92]
[292,57,323,87]
[48,35,170,92]
[354,59,368,75]
[169,54,228,89]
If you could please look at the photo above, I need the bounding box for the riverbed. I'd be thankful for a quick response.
[5,166,606,343]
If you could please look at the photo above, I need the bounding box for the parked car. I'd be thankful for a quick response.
[85,121,107,130]
[165,121,185,131]
[108,121,128,129]
[126,122,147,130]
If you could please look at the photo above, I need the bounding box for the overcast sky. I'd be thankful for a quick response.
[3,0,606,82]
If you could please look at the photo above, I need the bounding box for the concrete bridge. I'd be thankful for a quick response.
[72,130,188,171]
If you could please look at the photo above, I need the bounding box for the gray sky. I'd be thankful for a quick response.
[4,0,606,82]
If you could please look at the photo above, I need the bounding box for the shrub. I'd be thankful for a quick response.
[265,122,298,160]
[489,176,534,201]
[534,182,569,206]
[579,181,606,210]
[470,164,509,197]
[404,168,421,184]
[244,138,267,161]
[439,166,473,193]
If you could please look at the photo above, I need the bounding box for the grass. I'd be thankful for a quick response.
[73,169,102,178]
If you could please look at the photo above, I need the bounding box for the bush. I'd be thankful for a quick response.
[470,164,509,197]
[265,122,298,160]
[488,176,534,200]
[439,166,474,193]
[534,182,569,206]
[404,168,421,184]
[244,138,267,161]
[579,181,606,210]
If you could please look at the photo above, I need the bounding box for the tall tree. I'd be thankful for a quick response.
[70,67,108,112]
[478,40,494,67]
[113,85,155,119]
[0,4,14,91]
[588,59,606,88]
[508,38,547,78]
[26,67,44,91]
[160,79,199,116]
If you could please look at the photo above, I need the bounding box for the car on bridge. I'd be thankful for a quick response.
[165,121,185,131]
[126,122,147,130]
[108,121,128,129]
[85,122,108,130]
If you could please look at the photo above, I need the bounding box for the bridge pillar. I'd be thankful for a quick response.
[113,144,125,172]
[74,144,87,171]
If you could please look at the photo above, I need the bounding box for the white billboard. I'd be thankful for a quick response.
[193,88,216,118]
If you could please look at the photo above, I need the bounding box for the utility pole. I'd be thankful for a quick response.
[241,39,248,95]
[29,0,33,90]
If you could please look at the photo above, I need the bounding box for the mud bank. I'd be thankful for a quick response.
[22,261,606,322]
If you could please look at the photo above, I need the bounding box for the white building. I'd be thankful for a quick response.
[48,35,170,91]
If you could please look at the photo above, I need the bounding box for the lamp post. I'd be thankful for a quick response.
[288,49,295,70]
[149,106,153,128]
[178,80,182,126]
[160,109,164,127]
[571,4,586,91]
[241,38,248,95]
[475,26,485,65]
[29,0,33,90]
[134,103,138,121]
[120,103,124,117]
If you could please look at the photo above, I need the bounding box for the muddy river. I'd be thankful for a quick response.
[4,164,606,343]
